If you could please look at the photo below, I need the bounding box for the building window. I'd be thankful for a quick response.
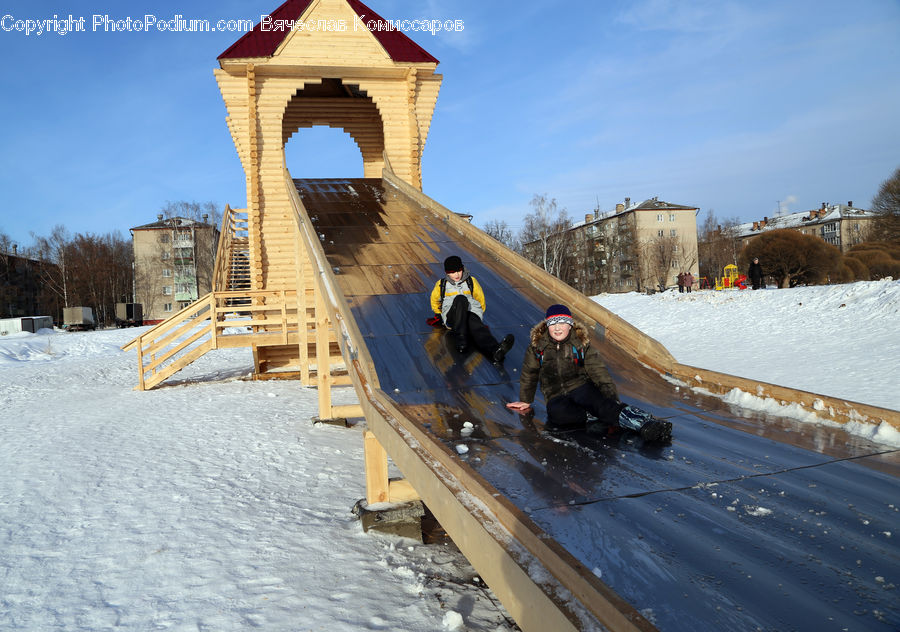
[673,244,679,253]
[671,261,678,268]
[162,286,172,295]
[164,303,173,312]
[658,230,664,237]
[161,251,170,260]
[657,214,664,222]
[669,213,676,221]
[162,268,172,277]
[670,229,677,236]
[159,234,170,243]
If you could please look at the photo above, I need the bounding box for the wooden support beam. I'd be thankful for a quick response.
[331,404,364,418]
[364,430,389,504]
[388,478,419,503]
[315,287,333,417]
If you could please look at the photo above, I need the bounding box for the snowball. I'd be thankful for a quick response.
[442,611,464,630]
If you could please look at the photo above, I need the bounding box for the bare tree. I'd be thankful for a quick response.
[675,236,699,278]
[0,230,14,317]
[29,225,72,309]
[482,219,517,250]
[160,200,222,227]
[870,167,900,243]
[579,217,637,294]
[641,234,682,291]
[65,232,133,326]
[518,194,573,279]
[0,230,13,255]
[698,209,741,285]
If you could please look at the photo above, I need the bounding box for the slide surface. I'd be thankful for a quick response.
[298,178,899,632]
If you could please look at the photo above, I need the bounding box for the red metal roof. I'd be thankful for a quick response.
[218,0,438,64]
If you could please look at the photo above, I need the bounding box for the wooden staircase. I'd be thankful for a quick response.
[214,206,251,298]
[123,200,347,391]
[121,289,301,390]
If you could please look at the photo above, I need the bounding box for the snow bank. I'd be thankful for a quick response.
[594,279,900,412]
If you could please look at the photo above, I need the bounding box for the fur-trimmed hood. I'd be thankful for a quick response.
[529,319,591,349]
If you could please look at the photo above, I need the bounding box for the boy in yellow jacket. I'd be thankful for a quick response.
[430,255,514,362]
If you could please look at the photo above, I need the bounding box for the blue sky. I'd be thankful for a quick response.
[1,0,898,247]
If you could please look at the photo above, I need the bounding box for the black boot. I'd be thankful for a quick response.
[640,419,673,442]
[492,334,515,363]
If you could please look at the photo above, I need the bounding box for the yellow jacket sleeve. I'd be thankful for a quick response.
[471,277,486,313]
[430,280,442,314]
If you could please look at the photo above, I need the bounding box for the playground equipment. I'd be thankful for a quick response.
[714,263,748,290]
[123,3,900,630]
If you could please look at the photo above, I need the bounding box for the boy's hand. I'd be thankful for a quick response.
[427,314,443,327]
[506,401,533,412]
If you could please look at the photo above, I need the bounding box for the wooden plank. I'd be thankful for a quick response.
[331,404,363,418]
[142,341,213,390]
[364,430,389,504]
[672,364,900,429]
[315,287,333,416]
[121,294,212,351]
[143,322,212,373]
[388,478,419,503]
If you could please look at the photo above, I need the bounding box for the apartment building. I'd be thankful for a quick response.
[130,215,219,323]
[0,244,60,320]
[734,202,875,253]
[529,197,699,295]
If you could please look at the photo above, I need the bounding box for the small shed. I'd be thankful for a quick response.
[0,316,54,336]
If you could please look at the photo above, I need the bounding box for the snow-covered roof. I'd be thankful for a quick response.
[735,204,875,237]
[629,197,697,212]
[130,216,213,231]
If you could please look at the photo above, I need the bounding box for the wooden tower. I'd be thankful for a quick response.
[124,0,441,392]
[214,0,442,376]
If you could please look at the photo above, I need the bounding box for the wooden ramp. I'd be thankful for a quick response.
[286,171,899,632]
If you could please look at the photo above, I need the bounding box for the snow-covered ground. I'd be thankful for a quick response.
[1,279,897,630]
[594,279,900,413]
[0,328,513,631]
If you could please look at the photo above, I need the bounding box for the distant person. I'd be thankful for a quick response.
[677,271,685,293]
[429,255,514,363]
[506,304,672,442]
[748,257,764,290]
[684,271,694,293]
